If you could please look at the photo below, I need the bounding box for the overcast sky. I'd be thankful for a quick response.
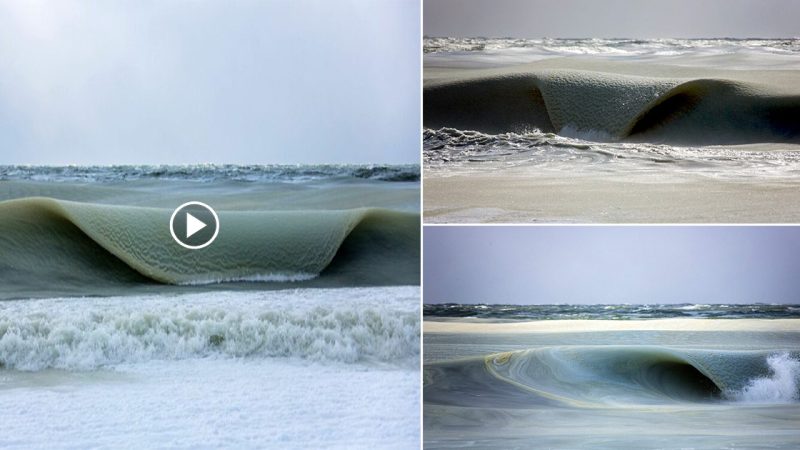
[0,0,419,165]
[424,227,800,304]
[425,0,800,38]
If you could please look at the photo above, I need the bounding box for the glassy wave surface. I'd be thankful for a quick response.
[0,164,420,299]
[424,307,800,448]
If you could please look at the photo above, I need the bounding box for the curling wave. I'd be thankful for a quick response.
[0,197,419,298]
[424,70,800,144]
[424,346,800,408]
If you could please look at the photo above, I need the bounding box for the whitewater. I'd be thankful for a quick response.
[423,38,800,223]
[2,287,420,448]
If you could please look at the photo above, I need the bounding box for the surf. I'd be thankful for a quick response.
[0,287,420,371]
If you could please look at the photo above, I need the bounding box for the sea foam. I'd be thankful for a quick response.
[0,287,420,371]
[732,353,800,403]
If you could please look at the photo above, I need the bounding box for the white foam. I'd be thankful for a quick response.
[178,272,319,285]
[558,124,615,142]
[0,287,420,371]
[0,359,420,449]
[732,353,800,403]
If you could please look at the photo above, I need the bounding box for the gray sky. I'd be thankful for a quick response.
[0,0,419,165]
[424,0,800,38]
[424,227,800,304]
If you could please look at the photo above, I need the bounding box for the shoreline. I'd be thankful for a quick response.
[423,172,800,223]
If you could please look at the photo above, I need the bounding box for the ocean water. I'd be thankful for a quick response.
[424,305,800,449]
[0,165,420,448]
[0,164,419,298]
[423,38,800,223]
[425,303,800,320]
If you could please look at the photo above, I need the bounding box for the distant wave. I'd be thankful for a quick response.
[424,346,800,408]
[424,37,800,56]
[0,197,419,298]
[424,70,800,145]
[423,303,800,320]
[0,164,420,183]
[0,288,420,370]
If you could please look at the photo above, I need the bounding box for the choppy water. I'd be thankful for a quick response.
[424,127,800,179]
[425,303,800,320]
[0,164,420,183]
[425,37,800,57]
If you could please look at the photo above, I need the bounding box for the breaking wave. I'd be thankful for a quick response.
[731,353,800,403]
[0,197,419,298]
[424,71,800,144]
[424,347,800,408]
[0,287,420,370]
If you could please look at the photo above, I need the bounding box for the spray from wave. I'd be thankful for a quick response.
[730,353,800,403]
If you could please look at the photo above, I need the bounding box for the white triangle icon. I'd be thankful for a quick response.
[185,212,207,238]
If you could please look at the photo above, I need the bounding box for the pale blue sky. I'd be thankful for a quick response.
[0,0,420,165]
[424,227,800,304]
[425,0,800,38]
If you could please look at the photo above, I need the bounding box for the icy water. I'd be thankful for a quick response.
[423,38,800,223]
[1,165,421,448]
[424,305,800,449]
[2,287,420,448]
[0,164,419,298]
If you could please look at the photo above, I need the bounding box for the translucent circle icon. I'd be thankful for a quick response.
[169,201,220,250]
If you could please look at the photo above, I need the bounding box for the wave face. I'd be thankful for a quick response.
[0,197,419,299]
[0,287,420,370]
[424,346,800,408]
[424,70,800,145]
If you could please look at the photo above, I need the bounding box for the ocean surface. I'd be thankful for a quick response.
[424,304,800,449]
[425,303,800,320]
[0,165,420,448]
[423,38,800,223]
[0,164,419,299]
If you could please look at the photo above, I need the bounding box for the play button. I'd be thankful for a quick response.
[169,201,219,249]
[185,213,207,238]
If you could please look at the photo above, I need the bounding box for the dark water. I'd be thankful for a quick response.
[425,303,800,320]
[0,164,420,183]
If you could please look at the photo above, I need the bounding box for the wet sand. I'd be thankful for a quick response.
[424,170,800,223]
